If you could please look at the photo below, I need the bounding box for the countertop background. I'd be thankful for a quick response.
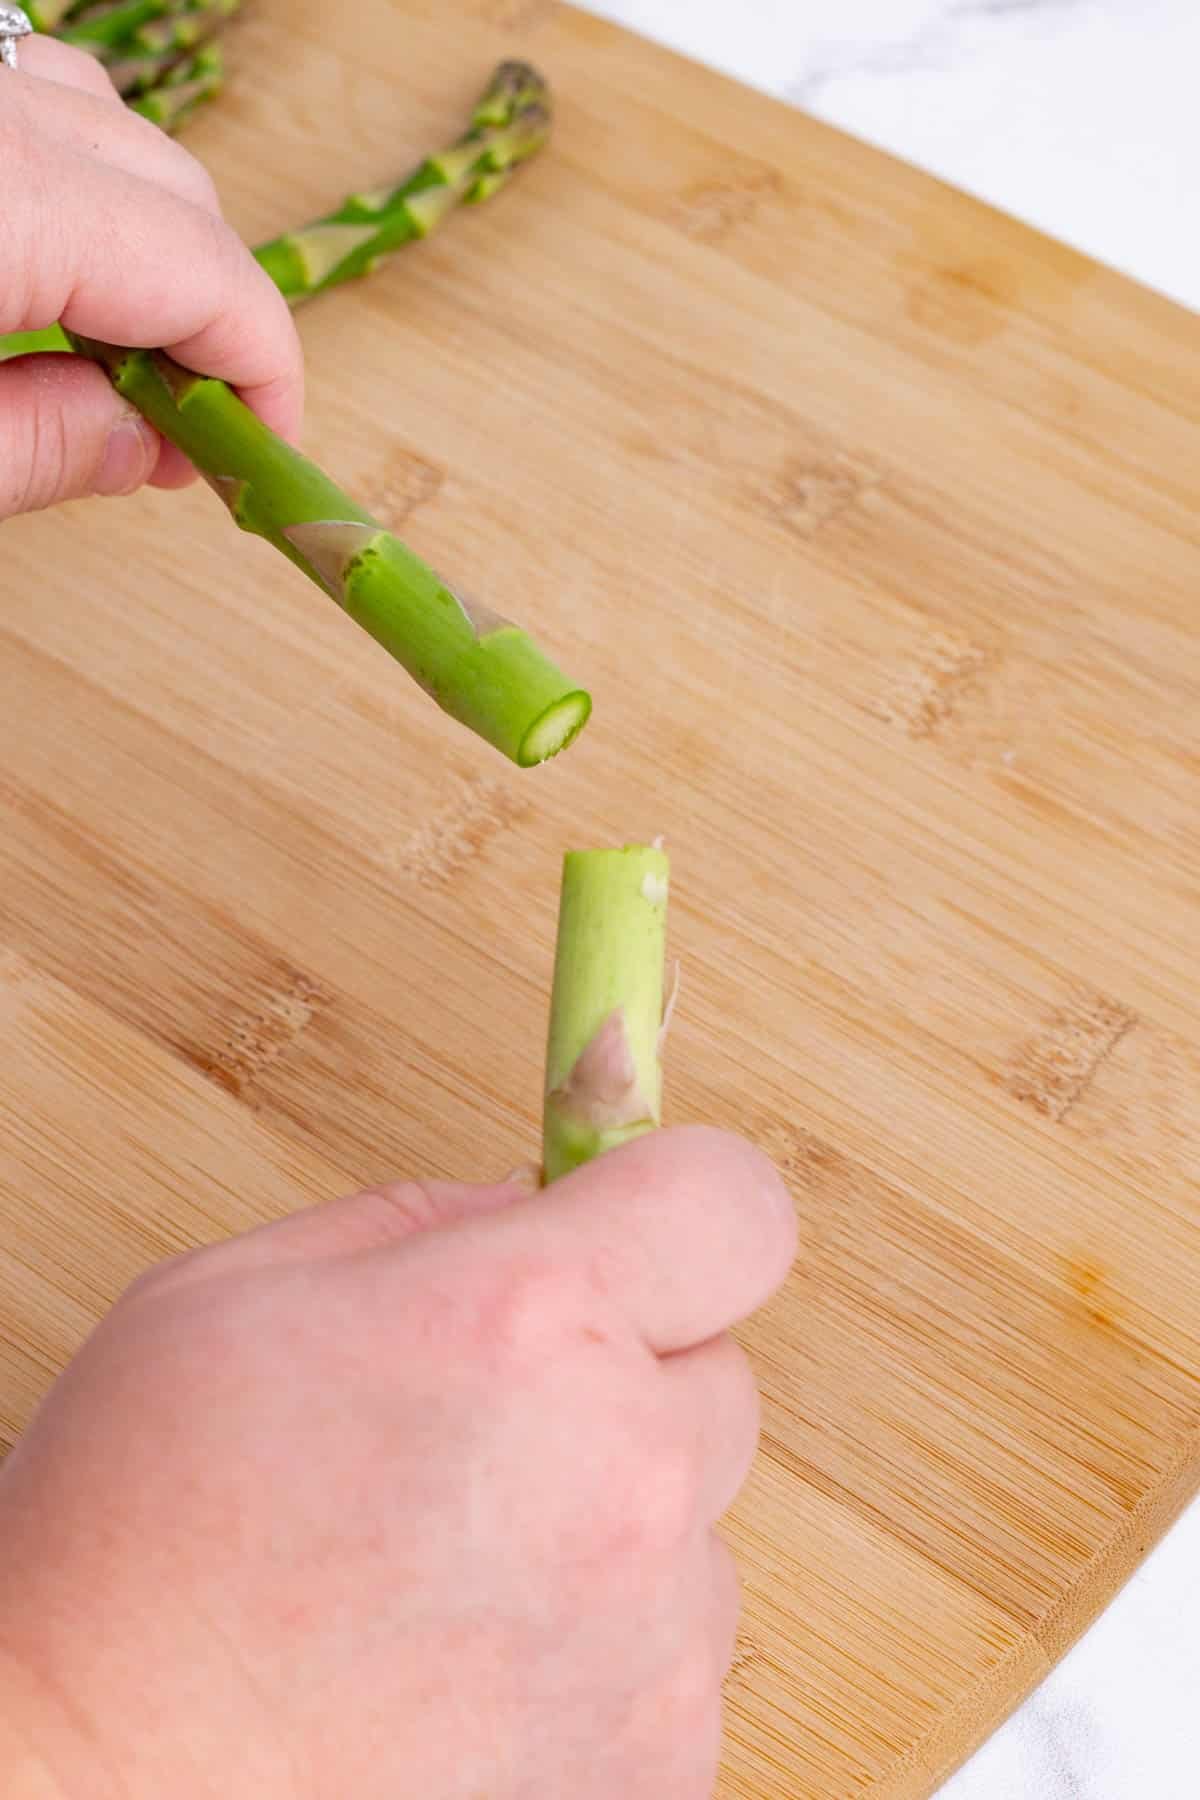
[584,4,1198,1796]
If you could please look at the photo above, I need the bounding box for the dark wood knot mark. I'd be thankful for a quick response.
[760,450,883,541]
[669,167,782,243]
[357,448,444,534]
[391,778,528,888]
[871,632,988,738]
[207,967,330,1098]
[1062,1255,1114,1332]
[1009,994,1136,1124]
[726,1636,763,1685]
[759,1124,854,1192]
[906,258,1019,348]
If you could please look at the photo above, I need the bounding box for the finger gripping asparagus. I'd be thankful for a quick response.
[543,846,671,1182]
[66,340,590,766]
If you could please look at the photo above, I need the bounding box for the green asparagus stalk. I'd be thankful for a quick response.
[66,336,590,766]
[129,41,222,129]
[254,62,550,305]
[108,40,190,95]
[106,0,235,84]
[61,0,171,49]
[26,1,74,28]
[128,0,237,55]
[0,326,72,358]
[543,846,670,1182]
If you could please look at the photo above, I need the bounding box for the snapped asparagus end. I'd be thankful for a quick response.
[543,844,670,1182]
[519,690,592,767]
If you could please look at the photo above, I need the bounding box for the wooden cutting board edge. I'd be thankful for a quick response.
[3,3,1200,1796]
[880,1439,1199,1796]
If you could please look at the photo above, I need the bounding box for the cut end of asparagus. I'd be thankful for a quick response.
[519,691,592,767]
[543,844,670,1183]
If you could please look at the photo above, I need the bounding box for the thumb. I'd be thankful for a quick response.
[0,353,163,520]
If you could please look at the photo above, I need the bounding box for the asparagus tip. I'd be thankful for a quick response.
[472,59,549,130]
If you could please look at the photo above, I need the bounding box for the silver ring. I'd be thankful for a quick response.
[0,7,32,72]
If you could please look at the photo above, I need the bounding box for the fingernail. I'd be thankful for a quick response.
[95,411,157,496]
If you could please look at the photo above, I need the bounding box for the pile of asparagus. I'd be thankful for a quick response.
[31,0,238,130]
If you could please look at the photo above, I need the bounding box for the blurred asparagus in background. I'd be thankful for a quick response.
[41,0,239,121]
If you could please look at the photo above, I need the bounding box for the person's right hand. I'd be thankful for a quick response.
[0,34,302,520]
[0,1128,795,1800]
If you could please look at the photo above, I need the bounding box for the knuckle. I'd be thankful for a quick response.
[157,136,221,216]
[667,1639,721,1714]
[119,1247,201,1308]
[614,1437,696,1555]
[0,378,66,518]
[745,1163,799,1291]
[0,130,59,333]
[473,1256,581,1361]
[349,1182,444,1246]
[724,1339,762,1441]
[189,162,222,217]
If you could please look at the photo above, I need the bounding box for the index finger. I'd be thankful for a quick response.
[6,93,303,441]
[490,1127,797,1355]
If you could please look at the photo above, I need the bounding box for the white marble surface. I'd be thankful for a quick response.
[583,4,1200,1796]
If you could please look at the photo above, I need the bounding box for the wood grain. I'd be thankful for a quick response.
[3,4,1199,1794]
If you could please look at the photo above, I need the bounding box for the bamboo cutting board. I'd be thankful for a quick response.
[3,3,1200,1794]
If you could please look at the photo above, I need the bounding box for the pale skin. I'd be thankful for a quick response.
[0,36,797,1800]
[0,35,302,515]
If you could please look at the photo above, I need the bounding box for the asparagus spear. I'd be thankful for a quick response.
[128,0,237,55]
[543,846,670,1182]
[61,0,171,49]
[108,39,190,95]
[0,326,72,358]
[66,336,591,766]
[130,40,222,129]
[105,0,236,84]
[27,1,74,28]
[0,63,550,358]
[254,62,550,304]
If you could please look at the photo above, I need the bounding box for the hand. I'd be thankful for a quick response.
[0,35,302,520]
[0,1128,795,1800]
